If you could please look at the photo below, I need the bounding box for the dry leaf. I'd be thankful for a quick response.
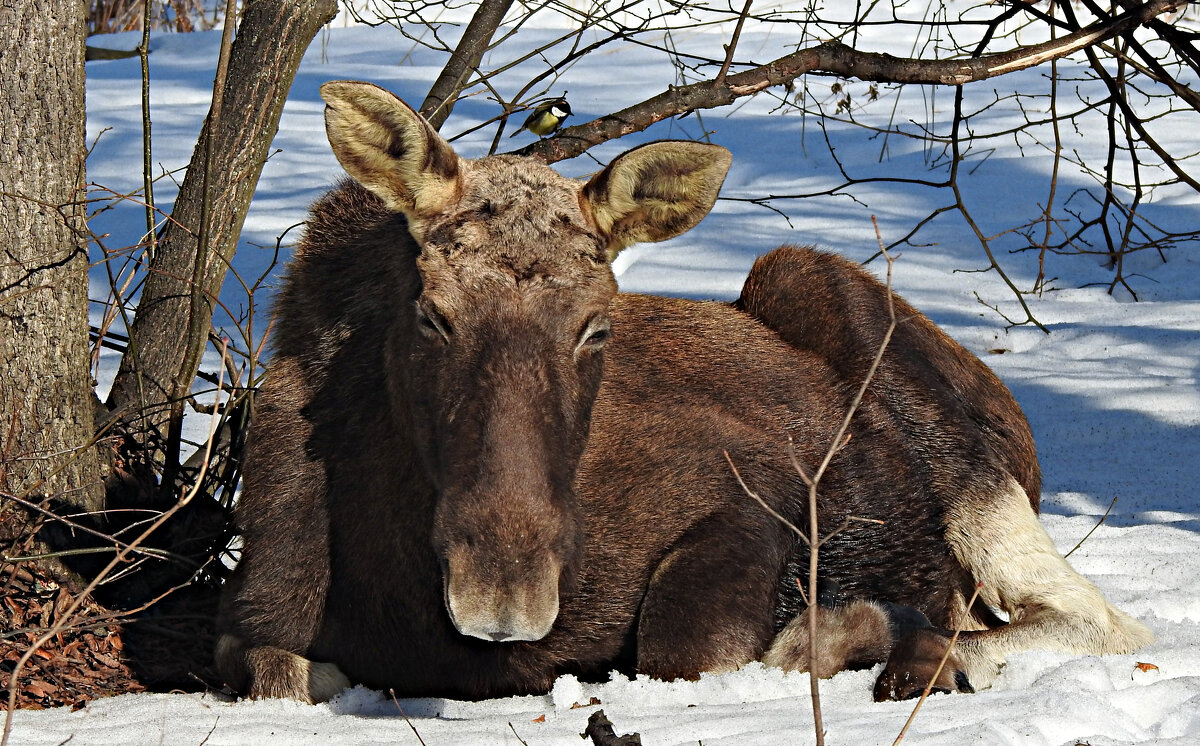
[55,588,74,617]
[1135,661,1159,672]
[25,679,59,697]
[531,714,546,723]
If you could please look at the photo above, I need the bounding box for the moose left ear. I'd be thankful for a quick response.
[581,141,732,260]
[320,81,462,220]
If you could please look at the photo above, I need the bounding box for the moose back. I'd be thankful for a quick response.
[216,81,1152,703]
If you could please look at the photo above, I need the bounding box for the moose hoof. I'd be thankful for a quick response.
[872,628,973,702]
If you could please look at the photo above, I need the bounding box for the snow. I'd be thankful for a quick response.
[17,11,1200,745]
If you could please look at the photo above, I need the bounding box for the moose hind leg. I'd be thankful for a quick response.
[765,592,974,697]
[764,599,904,676]
[216,634,350,703]
[636,517,788,679]
[916,477,1153,691]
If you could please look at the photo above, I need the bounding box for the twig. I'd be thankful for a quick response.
[801,231,897,742]
[198,717,219,746]
[946,86,1048,333]
[508,721,530,745]
[802,235,896,745]
[164,0,238,497]
[1063,496,1119,559]
[892,583,984,746]
[2,546,182,564]
[728,237,898,746]
[0,491,189,564]
[139,0,155,258]
[724,452,809,546]
[388,690,428,746]
[815,515,887,548]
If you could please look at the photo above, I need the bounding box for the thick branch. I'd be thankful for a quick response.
[419,0,515,130]
[516,0,1185,163]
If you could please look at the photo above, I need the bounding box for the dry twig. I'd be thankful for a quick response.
[582,709,641,746]
[728,231,898,746]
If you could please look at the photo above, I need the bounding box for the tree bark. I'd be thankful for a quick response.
[0,0,104,517]
[105,0,338,441]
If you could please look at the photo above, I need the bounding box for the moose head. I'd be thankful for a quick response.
[319,82,732,643]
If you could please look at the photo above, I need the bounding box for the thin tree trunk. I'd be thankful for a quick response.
[420,0,515,131]
[106,0,338,443]
[0,0,104,520]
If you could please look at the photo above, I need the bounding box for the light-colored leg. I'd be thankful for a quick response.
[763,600,897,677]
[941,477,1153,688]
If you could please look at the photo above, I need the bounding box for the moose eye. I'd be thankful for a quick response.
[576,316,611,355]
[415,302,452,345]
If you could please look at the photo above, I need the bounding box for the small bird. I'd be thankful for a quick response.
[510,97,572,138]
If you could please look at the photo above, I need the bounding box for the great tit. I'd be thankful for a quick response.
[510,98,572,138]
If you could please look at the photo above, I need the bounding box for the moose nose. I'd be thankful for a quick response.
[487,630,513,643]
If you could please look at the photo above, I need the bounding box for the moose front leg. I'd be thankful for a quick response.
[215,357,346,703]
[635,516,786,679]
[215,634,350,703]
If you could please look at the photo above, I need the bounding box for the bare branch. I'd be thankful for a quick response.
[714,0,754,88]
[419,0,516,130]
[388,690,429,746]
[724,451,810,546]
[516,0,1185,163]
[1064,496,1120,559]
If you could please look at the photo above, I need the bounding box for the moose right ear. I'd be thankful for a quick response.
[320,81,462,218]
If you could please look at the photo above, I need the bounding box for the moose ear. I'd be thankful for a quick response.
[320,81,462,217]
[581,141,732,260]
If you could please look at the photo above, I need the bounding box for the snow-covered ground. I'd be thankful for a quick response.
[13,10,1200,745]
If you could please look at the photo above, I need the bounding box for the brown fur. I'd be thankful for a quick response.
[737,246,1041,509]
[215,82,1150,703]
[736,245,1040,632]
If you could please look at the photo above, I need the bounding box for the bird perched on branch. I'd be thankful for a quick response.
[510,97,572,138]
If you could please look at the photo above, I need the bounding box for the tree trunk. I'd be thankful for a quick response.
[105,0,338,444]
[0,0,104,524]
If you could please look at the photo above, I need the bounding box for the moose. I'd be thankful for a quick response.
[216,81,1152,704]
